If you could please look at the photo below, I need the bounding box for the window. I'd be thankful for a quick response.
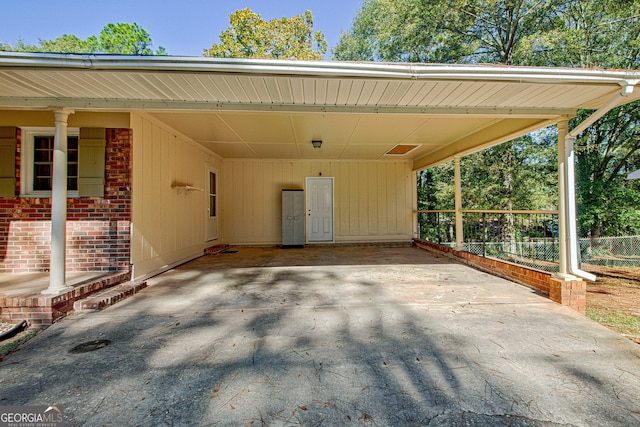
[33,135,79,191]
[209,171,217,217]
[21,127,80,197]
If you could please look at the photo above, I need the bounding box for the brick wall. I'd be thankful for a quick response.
[414,239,586,315]
[0,128,132,273]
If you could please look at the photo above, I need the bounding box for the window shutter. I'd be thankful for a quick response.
[0,127,17,197]
[78,128,106,197]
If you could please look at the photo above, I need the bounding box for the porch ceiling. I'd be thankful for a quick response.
[1,53,639,169]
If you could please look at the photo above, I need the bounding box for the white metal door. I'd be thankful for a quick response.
[206,165,218,241]
[306,177,333,242]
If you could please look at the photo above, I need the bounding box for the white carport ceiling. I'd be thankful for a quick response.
[1,53,639,169]
[146,111,499,161]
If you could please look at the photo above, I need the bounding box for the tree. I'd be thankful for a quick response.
[520,1,640,237]
[0,23,166,55]
[333,0,559,64]
[336,0,640,238]
[37,34,97,53]
[333,0,472,62]
[96,23,165,55]
[575,105,640,237]
[461,133,558,211]
[205,8,327,60]
[417,162,454,242]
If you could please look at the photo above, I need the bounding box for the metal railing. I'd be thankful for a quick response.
[416,210,457,246]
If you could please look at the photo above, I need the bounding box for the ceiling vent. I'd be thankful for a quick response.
[384,144,420,156]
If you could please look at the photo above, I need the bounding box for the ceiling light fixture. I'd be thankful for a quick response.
[311,140,322,149]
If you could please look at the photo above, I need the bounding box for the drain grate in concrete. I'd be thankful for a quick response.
[69,340,111,354]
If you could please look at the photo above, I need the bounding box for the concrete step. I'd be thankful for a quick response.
[73,281,147,312]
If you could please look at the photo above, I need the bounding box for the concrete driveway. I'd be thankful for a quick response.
[1,246,639,426]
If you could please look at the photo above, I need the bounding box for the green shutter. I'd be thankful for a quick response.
[0,127,17,197]
[78,128,106,197]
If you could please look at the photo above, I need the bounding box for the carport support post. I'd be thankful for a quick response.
[556,119,572,277]
[44,108,74,295]
[454,156,464,250]
[552,119,587,314]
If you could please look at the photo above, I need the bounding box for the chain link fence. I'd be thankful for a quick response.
[580,235,640,268]
[418,210,640,271]
[464,241,559,272]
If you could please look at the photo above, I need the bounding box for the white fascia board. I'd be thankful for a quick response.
[1,52,640,85]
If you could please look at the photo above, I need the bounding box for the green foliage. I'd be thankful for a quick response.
[419,132,557,212]
[8,34,99,54]
[333,0,473,62]
[576,104,640,237]
[535,2,640,237]
[333,0,560,64]
[205,8,327,60]
[97,23,166,55]
[461,0,562,65]
[462,135,558,210]
[339,0,640,237]
[417,164,453,211]
[38,34,98,53]
[518,1,640,68]
[416,163,454,242]
[1,23,166,55]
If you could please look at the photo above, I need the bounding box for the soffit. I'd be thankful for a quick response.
[0,68,624,110]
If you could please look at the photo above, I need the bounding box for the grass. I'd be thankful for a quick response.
[587,307,640,341]
[0,330,38,362]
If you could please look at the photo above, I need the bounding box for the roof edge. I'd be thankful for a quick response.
[1,51,639,85]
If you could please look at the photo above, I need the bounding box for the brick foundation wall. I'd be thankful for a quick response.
[0,271,133,327]
[414,239,586,315]
[549,277,587,315]
[0,128,132,273]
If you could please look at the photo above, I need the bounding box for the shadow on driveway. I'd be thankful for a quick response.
[1,246,639,426]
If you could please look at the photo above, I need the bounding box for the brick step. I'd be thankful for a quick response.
[73,281,147,312]
[204,244,230,255]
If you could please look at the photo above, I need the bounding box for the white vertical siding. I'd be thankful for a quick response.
[222,159,413,245]
[131,113,222,280]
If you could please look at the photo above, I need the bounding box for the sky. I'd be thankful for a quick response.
[1,0,364,58]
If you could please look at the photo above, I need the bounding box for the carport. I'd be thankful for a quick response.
[1,53,640,321]
[2,55,640,424]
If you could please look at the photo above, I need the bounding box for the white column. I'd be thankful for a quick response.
[412,170,419,239]
[454,156,464,250]
[556,119,572,277]
[44,108,74,295]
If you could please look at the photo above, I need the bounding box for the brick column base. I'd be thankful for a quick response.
[549,276,586,315]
